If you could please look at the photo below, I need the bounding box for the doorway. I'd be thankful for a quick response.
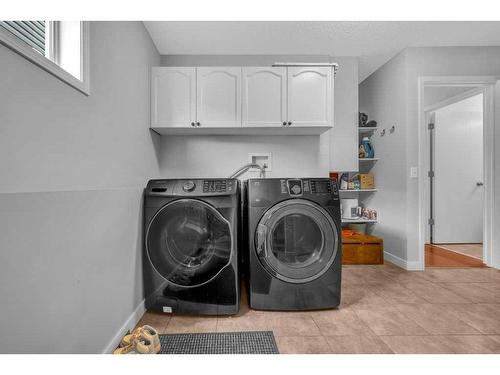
[425,91,485,267]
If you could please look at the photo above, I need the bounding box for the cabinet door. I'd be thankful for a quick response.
[151,67,196,127]
[287,67,332,127]
[242,67,286,127]
[196,67,242,127]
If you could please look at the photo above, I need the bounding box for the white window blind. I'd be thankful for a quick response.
[0,21,45,55]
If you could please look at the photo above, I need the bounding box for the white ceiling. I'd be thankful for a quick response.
[144,21,500,81]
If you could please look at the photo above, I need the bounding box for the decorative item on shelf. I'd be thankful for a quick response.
[360,174,375,189]
[361,208,377,221]
[359,136,375,158]
[358,112,377,128]
[339,172,349,190]
[340,198,362,219]
[338,172,360,190]
[359,112,368,127]
[349,174,360,190]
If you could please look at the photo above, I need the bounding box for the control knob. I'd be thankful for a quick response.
[182,181,196,192]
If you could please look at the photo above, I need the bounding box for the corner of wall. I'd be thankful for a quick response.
[102,300,146,353]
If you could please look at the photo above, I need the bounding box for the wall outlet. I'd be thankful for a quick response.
[410,167,418,178]
[248,153,272,172]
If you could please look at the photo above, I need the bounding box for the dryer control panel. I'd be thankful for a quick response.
[249,178,339,208]
[279,178,338,198]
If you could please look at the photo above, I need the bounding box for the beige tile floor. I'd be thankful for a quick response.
[136,262,500,354]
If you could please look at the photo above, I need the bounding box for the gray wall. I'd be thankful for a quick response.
[158,55,358,178]
[360,46,500,268]
[0,22,160,353]
[359,50,409,263]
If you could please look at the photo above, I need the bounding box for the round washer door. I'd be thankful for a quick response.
[255,199,339,283]
[146,199,233,287]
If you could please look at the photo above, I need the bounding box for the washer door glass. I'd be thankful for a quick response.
[255,199,338,283]
[146,199,232,287]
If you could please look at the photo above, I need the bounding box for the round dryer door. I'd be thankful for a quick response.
[255,199,339,283]
[146,199,233,287]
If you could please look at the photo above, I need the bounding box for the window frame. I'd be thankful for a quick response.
[0,21,90,95]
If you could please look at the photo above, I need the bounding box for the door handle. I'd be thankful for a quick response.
[256,224,269,257]
[476,182,484,186]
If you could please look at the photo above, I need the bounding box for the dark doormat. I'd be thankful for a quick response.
[159,331,279,354]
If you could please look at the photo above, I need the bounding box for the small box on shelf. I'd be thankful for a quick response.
[360,174,375,189]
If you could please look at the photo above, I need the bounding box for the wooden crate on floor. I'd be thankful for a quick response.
[342,233,384,265]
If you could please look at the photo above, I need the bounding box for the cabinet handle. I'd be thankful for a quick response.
[191,122,195,127]
[196,122,201,127]
[282,121,287,126]
[287,121,292,126]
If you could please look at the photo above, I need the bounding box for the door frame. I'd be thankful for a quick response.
[417,76,497,269]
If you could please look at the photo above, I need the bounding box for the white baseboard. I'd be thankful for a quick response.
[406,260,424,271]
[102,299,146,354]
[384,251,423,271]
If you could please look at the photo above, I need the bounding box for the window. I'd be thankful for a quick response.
[0,21,90,95]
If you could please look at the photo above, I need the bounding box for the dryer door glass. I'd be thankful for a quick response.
[255,199,338,283]
[146,199,232,287]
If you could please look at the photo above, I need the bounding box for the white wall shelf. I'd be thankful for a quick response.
[337,129,380,228]
[358,127,378,132]
[339,189,377,193]
[341,218,378,224]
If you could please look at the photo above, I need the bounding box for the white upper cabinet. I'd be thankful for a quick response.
[242,67,286,127]
[196,67,242,127]
[151,67,196,127]
[150,65,334,135]
[287,67,332,127]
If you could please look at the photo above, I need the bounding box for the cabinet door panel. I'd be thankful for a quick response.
[151,67,196,127]
[287,67,332,126]
[196,67,241,127]
[242,67,286,127]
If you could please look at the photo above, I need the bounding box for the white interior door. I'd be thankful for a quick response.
[287,67,332,127]
[151,67,196,127]
[196,67,241,128]
[433,93,484,243]
[242,67,286,127]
